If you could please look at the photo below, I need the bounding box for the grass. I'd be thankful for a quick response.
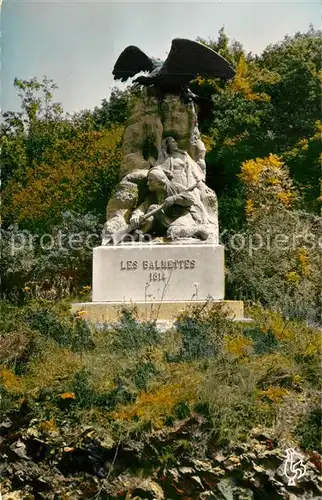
[0,299,321,453]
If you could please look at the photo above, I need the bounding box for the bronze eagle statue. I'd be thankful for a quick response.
[112,38,235,102]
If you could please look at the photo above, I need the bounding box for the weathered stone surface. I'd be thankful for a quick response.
[120,94,162,178]
[131,479,164,499]
[104,136,218,245]
[105,91,207,239]
[160,96,197,155]
[71,299,245,323]
[120,152,152,178]
[92,243,225,302]
[1,411,321,500]
[103,170,149,245]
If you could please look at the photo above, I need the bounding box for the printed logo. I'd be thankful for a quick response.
[283,448,307,486]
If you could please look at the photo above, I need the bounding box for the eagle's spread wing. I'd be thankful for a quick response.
[112,46,156,82]
[158,38,235,84]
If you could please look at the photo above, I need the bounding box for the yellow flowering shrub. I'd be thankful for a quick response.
[200,134,212,152]
[296,248,311,276]
[287,271,300,284]
[39,418,58,434]
[230,55,271,102]
[260,386,289,404]
[248,306,322,357]
[60,392,76,400]
[0,368,25,394]
[224,336,253,358]
[113,365,203,428]
[113,383,193,428]
[240,154,298,218]
[245,199,255,218]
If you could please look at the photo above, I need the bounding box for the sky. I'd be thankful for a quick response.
[1,0,320,113]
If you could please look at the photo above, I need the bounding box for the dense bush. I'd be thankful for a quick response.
[111,307,161,352]
[24,302,94,352]
[296,405,322,453]
[172,302,231,361]
[0,212,101,302]
[225,207,321,322]
[0,300,320,453]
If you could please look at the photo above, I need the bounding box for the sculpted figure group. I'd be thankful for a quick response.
[103,135,219,245]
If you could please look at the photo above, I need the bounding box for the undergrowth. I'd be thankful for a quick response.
[0,299,321,452]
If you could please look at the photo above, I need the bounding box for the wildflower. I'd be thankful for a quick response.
[76,310,88,318]
[60,392,76,400]
[287,271,300,284]
[260,387,288,403]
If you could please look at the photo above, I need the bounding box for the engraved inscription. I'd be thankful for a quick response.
[120,259,196,283]
[149,271,167,282]
[120,260,138,270]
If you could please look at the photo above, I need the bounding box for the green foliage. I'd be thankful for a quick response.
[72,369,136,409]
[91,86,137,129]
[243,327,280,355]
[202,356,274,446]
[192,27,321,223]
[124,361,159,391]
[296,405,322,453]
[0,225,36,303]
[0,298,320,453]
[0,212,101,302]
[260,27,321,148]
[226,208,321,322]
[112,307,161,352]
[24,302,94,352]
[1,78,123,233]
[173,302,231,361]
[295,354,322,389]
[282,123,321,213]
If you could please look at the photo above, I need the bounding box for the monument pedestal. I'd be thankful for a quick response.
[92,243,225,302]
[72,244,244,323]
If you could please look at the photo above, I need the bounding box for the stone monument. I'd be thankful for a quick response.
[72,38,244,322]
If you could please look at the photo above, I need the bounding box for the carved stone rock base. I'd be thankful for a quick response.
[71,300,245,324]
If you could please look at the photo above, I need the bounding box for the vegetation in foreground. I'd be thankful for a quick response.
[0,300,321,498]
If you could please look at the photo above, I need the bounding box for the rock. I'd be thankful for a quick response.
[250,427,275,441]
[2,491,33,500]
[191,475,204,489]
[131,479,164,499]
[103,89,207,244]
[25,427,39,438]
[217,478,235,500]
[179,466,194,474]
[213,451,227,463]
[161,96,196,155]
[199,492,218,499]
[191,459,214,472]
[253,464,266,473]
[120,153,152,177]
[9,440,29,460]
[0,419,12,434]
[166,468,180,483]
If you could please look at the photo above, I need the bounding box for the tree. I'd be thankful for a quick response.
[191,27,321,225]
[91,86,138,129]
[1,77,66,187]
[2,125,123,232]
[1,77,124,232]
